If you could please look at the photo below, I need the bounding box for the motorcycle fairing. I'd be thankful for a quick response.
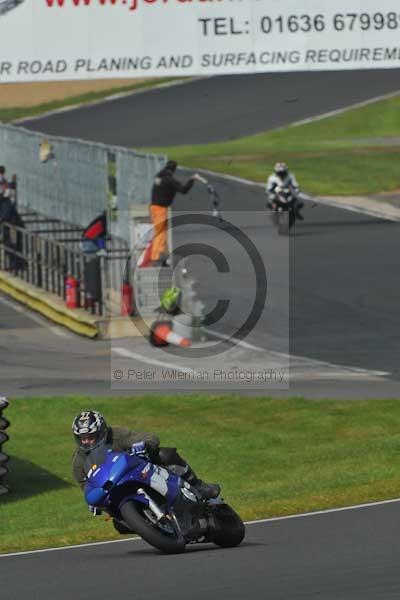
[84,450,181,508]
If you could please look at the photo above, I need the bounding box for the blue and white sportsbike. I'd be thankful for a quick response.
[84,445,245,554]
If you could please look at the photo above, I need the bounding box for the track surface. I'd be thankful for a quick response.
[2,180,400,397]
[20,70,400,147]
[4,70,400,397]
[2,504,400,600]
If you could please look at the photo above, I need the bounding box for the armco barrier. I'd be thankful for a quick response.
[0,397,9,496]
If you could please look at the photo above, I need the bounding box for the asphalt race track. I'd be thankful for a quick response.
[2,503,400,600]
[1,179,400,397]
[20,70,400,147]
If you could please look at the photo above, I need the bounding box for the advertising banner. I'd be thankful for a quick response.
[1,0,400,82]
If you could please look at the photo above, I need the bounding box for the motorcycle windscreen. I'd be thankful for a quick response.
[84,446,113,506]
[84,450,146,505]
[83,444,109,479]
[108,453,145,483]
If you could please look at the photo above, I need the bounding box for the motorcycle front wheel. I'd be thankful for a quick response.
[120,501,186,554]
[278,210,290,235]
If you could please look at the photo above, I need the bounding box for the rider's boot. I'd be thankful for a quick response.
[183,466,221,500]
[156,447,221,499]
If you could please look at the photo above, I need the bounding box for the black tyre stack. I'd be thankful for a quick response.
[0,397,10,496]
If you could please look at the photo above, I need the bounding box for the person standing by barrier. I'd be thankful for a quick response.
[0,191,25,273]
[0,166,9,207]
[150,160,202,266]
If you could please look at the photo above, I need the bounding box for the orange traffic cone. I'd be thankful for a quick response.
[150,320,191,348]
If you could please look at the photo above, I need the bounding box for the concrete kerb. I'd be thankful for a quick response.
[0,270,99,338]
[316,195,400,222]
[0,270,152,339]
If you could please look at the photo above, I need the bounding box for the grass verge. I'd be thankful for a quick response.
[147,94,400,196]
[1,395,400,554]
[0,78,181,123]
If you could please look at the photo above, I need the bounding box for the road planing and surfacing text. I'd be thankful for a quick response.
[2,46,399,77]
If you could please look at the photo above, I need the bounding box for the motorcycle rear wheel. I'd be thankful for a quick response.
[120,501,186,554]
[210,504,245,548]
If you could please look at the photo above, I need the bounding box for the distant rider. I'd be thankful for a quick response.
[72,411,220,532]
[266,162,304,221]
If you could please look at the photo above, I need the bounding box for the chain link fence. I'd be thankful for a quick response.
[0,123,168,317]
[0,123,166,245]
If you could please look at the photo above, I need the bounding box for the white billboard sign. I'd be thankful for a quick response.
[1,0,400,82]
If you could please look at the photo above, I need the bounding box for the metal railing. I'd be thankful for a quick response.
[0,222,105,316]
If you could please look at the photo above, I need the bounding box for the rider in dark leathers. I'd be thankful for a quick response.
[72,411,220,534]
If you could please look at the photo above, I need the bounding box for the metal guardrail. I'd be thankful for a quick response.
[0,222,105,315]
[0,217,135,318]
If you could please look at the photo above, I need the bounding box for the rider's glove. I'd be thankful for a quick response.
[131,441,147,456]
[88,505,102,516]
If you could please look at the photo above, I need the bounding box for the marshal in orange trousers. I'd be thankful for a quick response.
[150,204,168,262]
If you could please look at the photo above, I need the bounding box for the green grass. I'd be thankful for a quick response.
[0,78,181,123]
[146,95,400,196]
[1,395,400,554]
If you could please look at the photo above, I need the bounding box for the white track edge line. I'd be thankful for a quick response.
[2,497,399,559]
[246,497,400,524]
[0,294,72,338]
[182,169,400,224]
[204,328,389,377]
[289,89,400,127]
[112,347,202,377]
[0,536,141,559]
[311,197,400,223]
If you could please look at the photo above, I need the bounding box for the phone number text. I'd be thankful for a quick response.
[261,13,400,34]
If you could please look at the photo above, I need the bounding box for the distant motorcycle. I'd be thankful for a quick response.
[84,445,245,554]
[269,187,298,235]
